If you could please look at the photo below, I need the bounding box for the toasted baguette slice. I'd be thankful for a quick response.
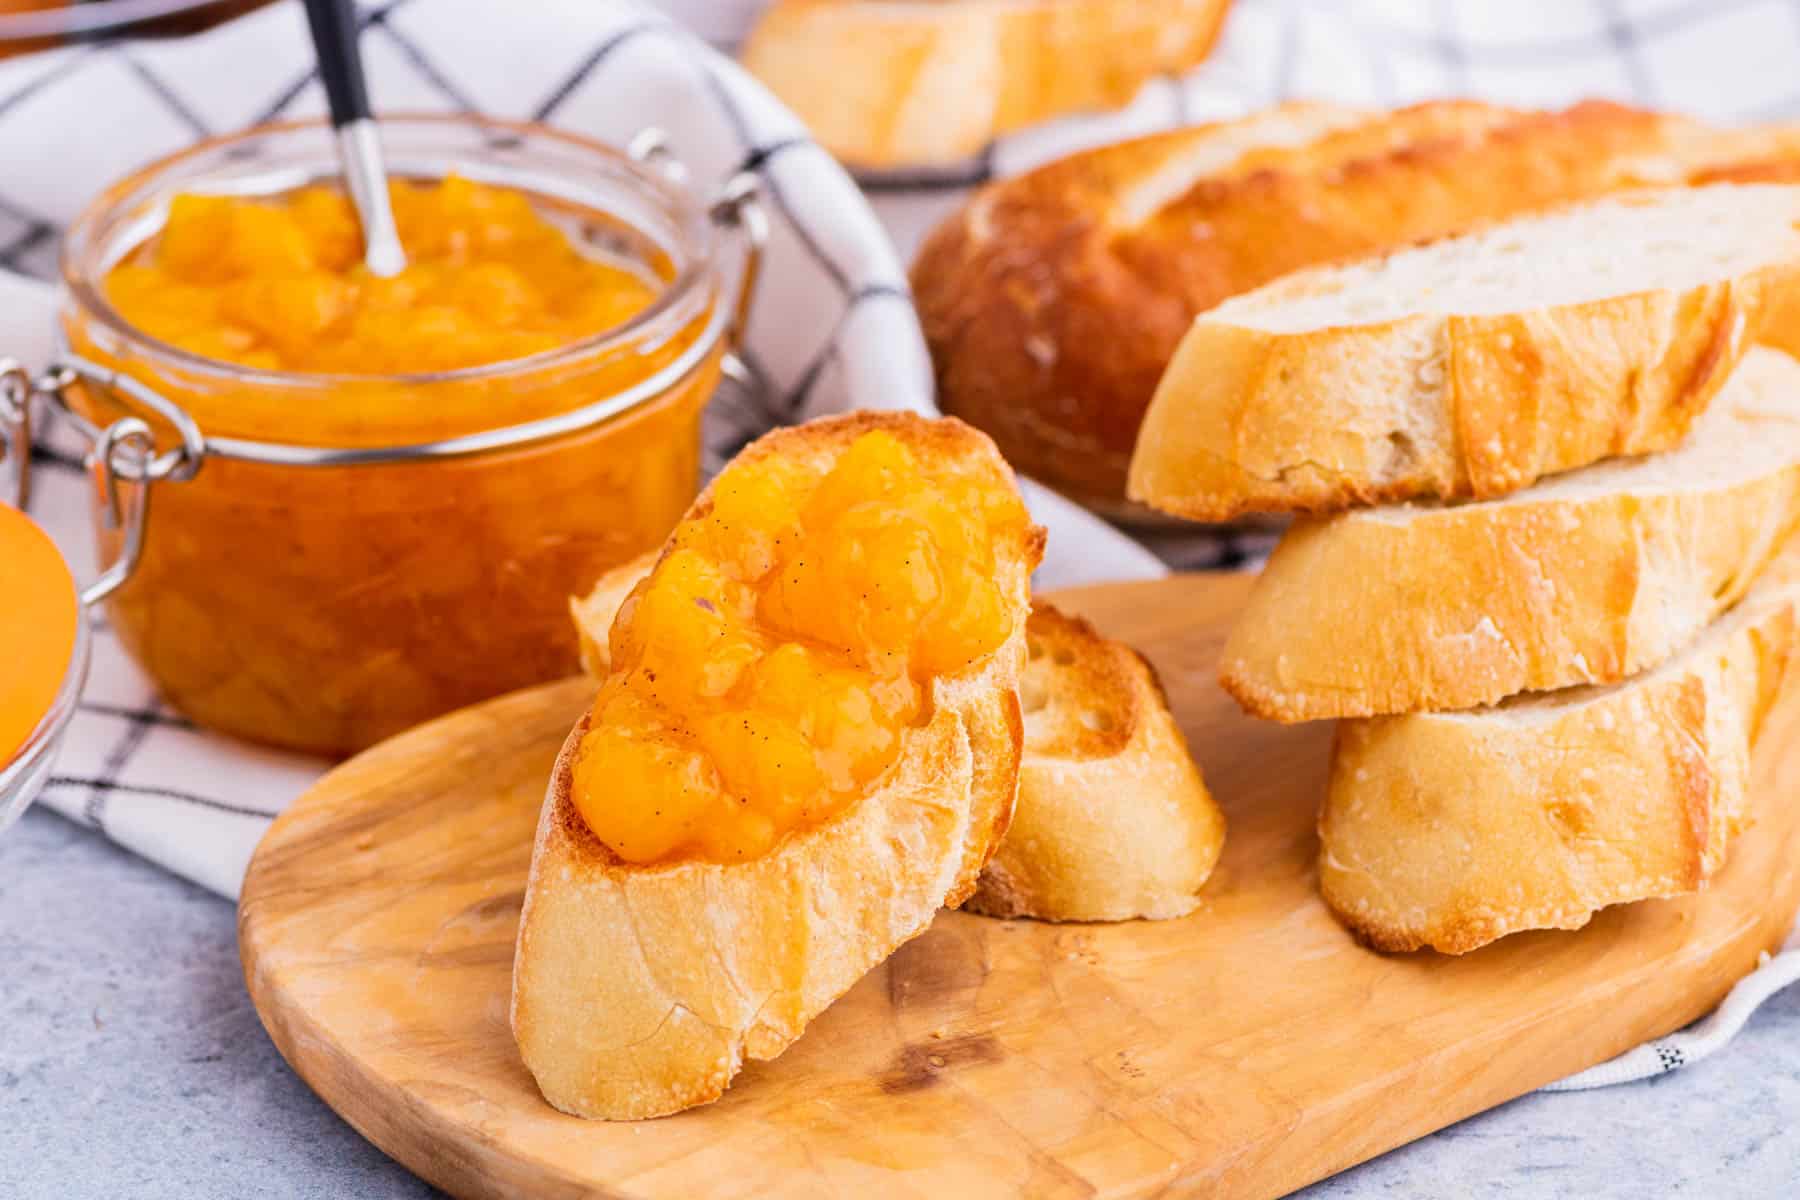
[1220,346,1800,722]
[1129,185,1800,521]
[1321,543,1800,955]
[739,0,1232,170]
[966,604,1225,922]
[576,575,1225,922]
[916,100,1800,509]
[514,413,1043,1120]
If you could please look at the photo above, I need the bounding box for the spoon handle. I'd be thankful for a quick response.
[302,0,406,277]
[302,0,372,127]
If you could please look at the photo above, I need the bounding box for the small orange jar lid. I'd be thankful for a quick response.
[1,505,78,766]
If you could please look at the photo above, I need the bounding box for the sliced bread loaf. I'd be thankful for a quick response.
[1320,542,1800,954]
[1129,185,1800,520]
[1221,346,1800,721]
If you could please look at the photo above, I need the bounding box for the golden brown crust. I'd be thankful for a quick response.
[739,0,1232,170]
[1320,549,1800,955]
[965,605,1226,922]
[914,99,1800,509]
[1219,348,1800,722]
[513,412,1042,1120]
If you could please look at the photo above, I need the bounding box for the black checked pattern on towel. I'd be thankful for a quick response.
[83,706,157,837]
[43,777,285,820]
[530,18,676,123]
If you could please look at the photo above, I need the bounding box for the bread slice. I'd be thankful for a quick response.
[915,100,1800,510]
[1320,542,1800,955]
[575,576,1225,922]
[513,413,1043,1120]
[739,0,1232,170]
[965,604,1225,922]
[1129,184,1800,521]
[1220,346,1800,722]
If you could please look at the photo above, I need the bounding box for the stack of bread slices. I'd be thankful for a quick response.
[1128,183,1800,954]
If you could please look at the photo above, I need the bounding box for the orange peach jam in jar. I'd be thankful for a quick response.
[573,426,1033,864]
[58,118,734,756]
[103,176,660,374]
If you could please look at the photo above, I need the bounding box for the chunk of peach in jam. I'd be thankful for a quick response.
[103,176,657,374]
[571,430,1027,865]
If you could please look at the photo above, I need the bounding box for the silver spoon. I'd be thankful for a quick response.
[302,0,405,277]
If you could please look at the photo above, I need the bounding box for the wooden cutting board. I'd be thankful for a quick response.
[239,573,1800,1200]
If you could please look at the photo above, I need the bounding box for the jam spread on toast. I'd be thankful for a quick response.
[574,429,1029,864]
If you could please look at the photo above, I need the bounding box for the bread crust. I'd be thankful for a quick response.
[513,413,1042,1120]
[739,0,1232,170]
[913,99,1800,509]
[1220,348,1800,722]
[1320,550,1800,955]
[1128,195,1799,521]
[965,605,1224,922]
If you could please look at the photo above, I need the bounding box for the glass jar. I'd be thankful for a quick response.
[45,117,762,757]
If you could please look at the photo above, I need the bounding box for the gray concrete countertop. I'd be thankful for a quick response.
[4,807,1798,1198]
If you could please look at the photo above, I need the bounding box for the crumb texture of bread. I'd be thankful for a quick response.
[514,413,1041,1120]
[966,605,1225,922]
[740,0,1231,170]
[913,100,1800,508]
[1220,347,1800,722]
[1320,545,1800,954]
[1129,185,1800,521]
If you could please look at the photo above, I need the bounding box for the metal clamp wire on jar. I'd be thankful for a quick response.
[11,130,768,604]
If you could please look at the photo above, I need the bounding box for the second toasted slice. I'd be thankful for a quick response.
[1129,185,1800,521]
[1223,346,1800,722]
[965,605,1225,922]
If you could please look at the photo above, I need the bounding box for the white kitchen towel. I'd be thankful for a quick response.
[1,0,1798,1092]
